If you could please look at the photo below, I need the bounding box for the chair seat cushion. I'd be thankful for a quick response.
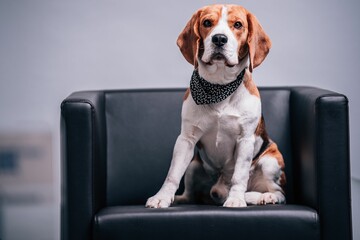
[93,204,319,240]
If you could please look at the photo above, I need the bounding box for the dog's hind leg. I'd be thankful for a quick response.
[246,144,286,205]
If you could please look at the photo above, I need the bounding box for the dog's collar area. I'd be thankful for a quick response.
[190,68,246,105]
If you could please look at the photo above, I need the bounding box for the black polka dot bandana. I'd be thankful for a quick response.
[190,68,246,105]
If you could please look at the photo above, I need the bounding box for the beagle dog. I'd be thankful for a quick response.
[146,4,286,208]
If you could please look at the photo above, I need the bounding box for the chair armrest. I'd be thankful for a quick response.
[290,87,352,240]
[61,91,107,240]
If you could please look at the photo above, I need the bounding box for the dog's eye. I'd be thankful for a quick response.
[234,21,243,29]
[203,20,212,28]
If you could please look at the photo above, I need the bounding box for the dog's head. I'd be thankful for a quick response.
[177,4,271,72]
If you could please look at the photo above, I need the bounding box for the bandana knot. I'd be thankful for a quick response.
[190,68,246,105]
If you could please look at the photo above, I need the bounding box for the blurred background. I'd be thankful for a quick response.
[0,0,359,239]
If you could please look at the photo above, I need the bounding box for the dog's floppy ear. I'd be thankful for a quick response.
[246,12,271,72]
[177,10,201,68]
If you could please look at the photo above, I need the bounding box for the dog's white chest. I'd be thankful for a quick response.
[184,84,261,171]
[199,109,240,171]
[202,103,242,146]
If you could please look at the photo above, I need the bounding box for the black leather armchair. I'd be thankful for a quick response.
[61,87,352,240]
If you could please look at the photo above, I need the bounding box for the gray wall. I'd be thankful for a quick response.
[0,0,359,239]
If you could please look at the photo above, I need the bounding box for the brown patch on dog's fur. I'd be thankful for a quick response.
[252,141,286,188]
[183,88,190,101]
[176,5,223,67]
[255,116,268,140]
[246,10,272,72]
[244,74,260,98]
[279,172,286,187]
[198,5,222,40]
[259,142,285,170]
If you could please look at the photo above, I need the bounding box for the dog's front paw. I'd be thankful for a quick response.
[223,197,247,208]
[145,194,173,208]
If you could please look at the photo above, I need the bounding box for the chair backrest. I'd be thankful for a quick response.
[104,88,293,206]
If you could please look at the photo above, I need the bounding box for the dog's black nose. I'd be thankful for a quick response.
[212,34,228,47]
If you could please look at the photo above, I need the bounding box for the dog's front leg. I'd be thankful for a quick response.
[146,134,198,208]
[223,135,255,207]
